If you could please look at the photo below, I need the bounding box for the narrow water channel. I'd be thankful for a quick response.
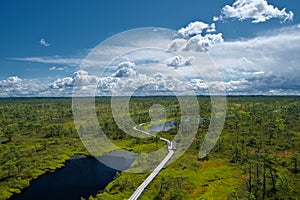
[147,120,176,132]
[147,118,207,132]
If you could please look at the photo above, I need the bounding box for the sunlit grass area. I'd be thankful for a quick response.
[0,97,299,199]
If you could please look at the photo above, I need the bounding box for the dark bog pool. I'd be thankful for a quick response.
[148,118,207,132]
[11,154,134,200]
[148,120,176,132]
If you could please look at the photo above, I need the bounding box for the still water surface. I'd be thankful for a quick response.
[11,154,134,200]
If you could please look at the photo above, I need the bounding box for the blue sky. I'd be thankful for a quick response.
[0,0,300,96]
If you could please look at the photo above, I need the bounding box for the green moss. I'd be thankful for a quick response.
[1,97,300,200]
[0,188,12,200]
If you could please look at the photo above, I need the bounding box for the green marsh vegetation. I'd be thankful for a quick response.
[0,97,299,199]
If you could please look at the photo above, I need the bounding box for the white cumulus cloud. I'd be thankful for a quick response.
[217,0,294,23]
[5,76,22,84]
[183,33,224,52]
[40,38,50,47]
[178,21,216,37]
[170,21,224,52]
[50,77,73,89]
[0,76,46,97]
[112,61,136,77]
[166,56,193,68]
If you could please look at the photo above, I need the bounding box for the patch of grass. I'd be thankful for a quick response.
[1,97,300,200]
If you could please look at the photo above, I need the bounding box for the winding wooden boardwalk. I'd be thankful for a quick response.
[129,124,175,200]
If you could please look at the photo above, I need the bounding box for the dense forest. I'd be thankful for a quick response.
[0,97,299,199]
